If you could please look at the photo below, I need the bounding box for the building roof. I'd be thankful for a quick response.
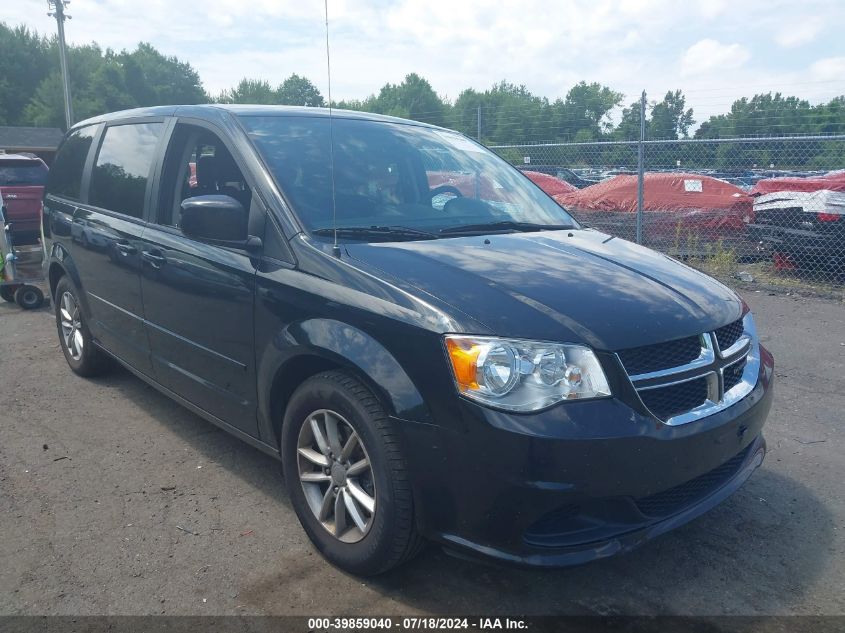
[0,126,65,151]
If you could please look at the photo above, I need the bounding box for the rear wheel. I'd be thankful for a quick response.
[0,285,18,302]
[14,285,44,310]
[54,276,111,377]
[281,370,424,575]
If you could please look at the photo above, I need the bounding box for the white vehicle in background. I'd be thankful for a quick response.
[749,189,845,273]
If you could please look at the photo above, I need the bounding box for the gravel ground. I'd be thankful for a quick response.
[0,290,843,616]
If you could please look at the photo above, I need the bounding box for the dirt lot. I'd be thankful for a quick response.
[0,290,843,616]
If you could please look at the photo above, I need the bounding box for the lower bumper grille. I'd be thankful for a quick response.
[635,444,752,517]
[523,442,758,548]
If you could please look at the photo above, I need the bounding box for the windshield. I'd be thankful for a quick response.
[0,161,48,186]
[240,115,577,239]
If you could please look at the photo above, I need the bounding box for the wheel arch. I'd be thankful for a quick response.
[258,319,432,450]
[48,247,92,318]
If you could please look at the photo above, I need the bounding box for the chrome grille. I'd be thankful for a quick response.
[639,377,709,421]
[617,335,703,376]
[723,356,747,393]
[619,313,760,425]
[715,318,744,353]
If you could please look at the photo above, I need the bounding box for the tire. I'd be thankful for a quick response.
[281,370,424,576]
[54,276,111,377]
[14,285,44,310]
[1,284,18,302]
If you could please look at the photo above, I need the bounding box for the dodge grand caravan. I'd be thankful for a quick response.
[44,105,773,575]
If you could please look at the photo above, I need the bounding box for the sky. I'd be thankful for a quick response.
[3,0,845,125]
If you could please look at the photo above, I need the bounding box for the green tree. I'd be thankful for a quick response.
[452,81,551,144]
[368,73,447,126]
[276,73,324,107]
[552,81,623,140]
[0,24,51,126]
[695,93,815,138]
[486,82,551,144]
[217,78,277,104]
[650,90,694,139]
[24,43,111,128]
[614,99,645,141]
[120,43,207,106]
[451,88,484,138]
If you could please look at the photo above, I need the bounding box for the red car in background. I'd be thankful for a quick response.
[521,170,578,196]
[427,169,576,202]
[554,172,754,256]
[0,153,49,245]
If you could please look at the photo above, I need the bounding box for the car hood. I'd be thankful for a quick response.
[343,229,742,351]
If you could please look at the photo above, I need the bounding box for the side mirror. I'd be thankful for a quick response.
[180,195,260,252]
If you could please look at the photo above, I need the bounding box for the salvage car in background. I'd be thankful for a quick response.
[554,172,754,257]
[426,169,576,207]
[0,153,49,307]
[748,171,845,275]
[520,170,578,196]
[0,153,49,245]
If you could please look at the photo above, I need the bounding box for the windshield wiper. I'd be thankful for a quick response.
[312,225,439,241]
[439,221,574,235]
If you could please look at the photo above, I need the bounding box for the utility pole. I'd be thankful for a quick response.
[47,1,73,129]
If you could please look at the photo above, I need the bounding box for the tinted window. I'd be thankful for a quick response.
[240,116,576,236]
[89,123,163,218]
[0,160,48,186]
[46,126,96,200]
[157,124,251,229]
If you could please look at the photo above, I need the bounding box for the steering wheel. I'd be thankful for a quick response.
[428,185,464,201]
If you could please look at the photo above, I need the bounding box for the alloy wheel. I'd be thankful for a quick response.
[297,409,377,543]
[60,291,84,361]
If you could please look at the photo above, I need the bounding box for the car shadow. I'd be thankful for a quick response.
[367,470,832,616]
[94,364,292,512]
[96,365,833,616]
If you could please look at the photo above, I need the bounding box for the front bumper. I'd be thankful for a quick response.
[397,344,774,567]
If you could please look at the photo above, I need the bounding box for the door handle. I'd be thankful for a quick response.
[141,250,167,268]
[114,241,136,256]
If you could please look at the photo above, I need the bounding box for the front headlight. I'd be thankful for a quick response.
[444,335,611,412]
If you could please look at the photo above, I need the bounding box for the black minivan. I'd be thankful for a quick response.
[44,105,773,575]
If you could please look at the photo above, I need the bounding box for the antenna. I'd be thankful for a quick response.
[324,0,341,258]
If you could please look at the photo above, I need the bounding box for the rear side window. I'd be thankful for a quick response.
[0,160,48,186]
[89,123,163,218]
[46,126,96,200]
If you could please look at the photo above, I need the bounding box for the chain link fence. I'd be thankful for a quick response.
[491,135,845,293]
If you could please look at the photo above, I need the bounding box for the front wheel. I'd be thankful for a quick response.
[281,371,424,575]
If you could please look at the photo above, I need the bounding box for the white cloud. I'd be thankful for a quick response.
[809,56,845,81]
[680,39,751,77]
[696,0,731,19]
[775,18,824,48]
[3,0,844,131]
